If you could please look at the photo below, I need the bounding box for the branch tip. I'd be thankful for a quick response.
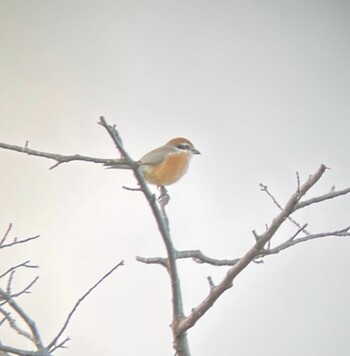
[207,276,215,290]
[252,230,260,241]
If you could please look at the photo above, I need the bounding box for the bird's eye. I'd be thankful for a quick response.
[176,144,191,150]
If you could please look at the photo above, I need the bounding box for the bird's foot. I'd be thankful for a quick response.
[158,186,170,206]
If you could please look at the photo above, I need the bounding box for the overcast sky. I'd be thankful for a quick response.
[1,1,350,355]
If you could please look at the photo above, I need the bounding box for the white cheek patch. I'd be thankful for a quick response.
[171,149,193,158]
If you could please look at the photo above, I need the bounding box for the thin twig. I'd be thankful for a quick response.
[47,261,124,351]
[207,277,215,291]
[10,276,39,299]
[259,183,310,235]
[296,186,350,210]
[6,271,15,295]
[252,230,260,242]
[49,337,70,353]
[0,224,12,247]
[262,226,350,256]
[296,171,301,192]
[0,235,40,250]
[0,261,38,280]
[177,165,328,333]
[122,185,142,192]
[287,223,308,242]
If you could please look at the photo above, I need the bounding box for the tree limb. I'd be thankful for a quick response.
[0,307,33,342]
[137,250,241,267]
[262,226,350,256]
[98,117,190,356]
[138,223,350,267]
[0,288,47,354]
[0,142,129,170]
[296,186,350,210]
[177,164,327,333]
[0,343,44,356]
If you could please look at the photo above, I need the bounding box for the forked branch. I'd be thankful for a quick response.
[98,117,190,356]
[1,120,349,356]
[0,224,124,355]
[177,165,328,333]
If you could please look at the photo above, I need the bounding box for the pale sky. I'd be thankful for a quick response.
[1,1,350,355]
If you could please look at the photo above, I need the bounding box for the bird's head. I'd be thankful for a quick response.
[165,137,200,155]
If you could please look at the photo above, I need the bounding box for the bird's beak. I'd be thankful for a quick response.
[191,148,201,155]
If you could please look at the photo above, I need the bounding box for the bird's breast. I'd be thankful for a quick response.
[141,152,192,186]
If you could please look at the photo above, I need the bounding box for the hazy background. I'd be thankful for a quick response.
[1,1,350,355]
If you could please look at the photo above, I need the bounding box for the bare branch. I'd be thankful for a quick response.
[252,230,260,242]
[139,223,350,271]
[47,260,124,351]
[286,223,308,242]
[252,259,264,264]
[262,226,350,256]
[177,164,327,334]
[136,256,168,268]
[5,271,15,295]
[10,276,40,299]
[137,249,262,267]
[0,343,44,356]
[260,183,310,235]
[122,185,142,192]
[0,141,129,170]
[0,261,38,280]
[0,224,12,247]
[0,341,11,356]
[48,337,70,353]
[0,235,40,250]
[0,288,46,353]
[296,186,350,210]
[176,250,240,266]
[207,276,215,291]
[296,171,301,192]
[99,117,190,356]
[0,307,33,341]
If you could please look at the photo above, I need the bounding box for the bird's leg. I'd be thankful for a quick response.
[158,186,170,231]
[158,186,170,206]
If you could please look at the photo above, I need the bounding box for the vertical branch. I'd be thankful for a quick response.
[99,117,190,356]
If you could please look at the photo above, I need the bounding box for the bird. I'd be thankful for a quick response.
[139,137,200,186]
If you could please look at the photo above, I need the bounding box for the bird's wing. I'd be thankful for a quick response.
[140,146,175,166]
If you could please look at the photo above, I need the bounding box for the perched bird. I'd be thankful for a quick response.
[139,137,200,186]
